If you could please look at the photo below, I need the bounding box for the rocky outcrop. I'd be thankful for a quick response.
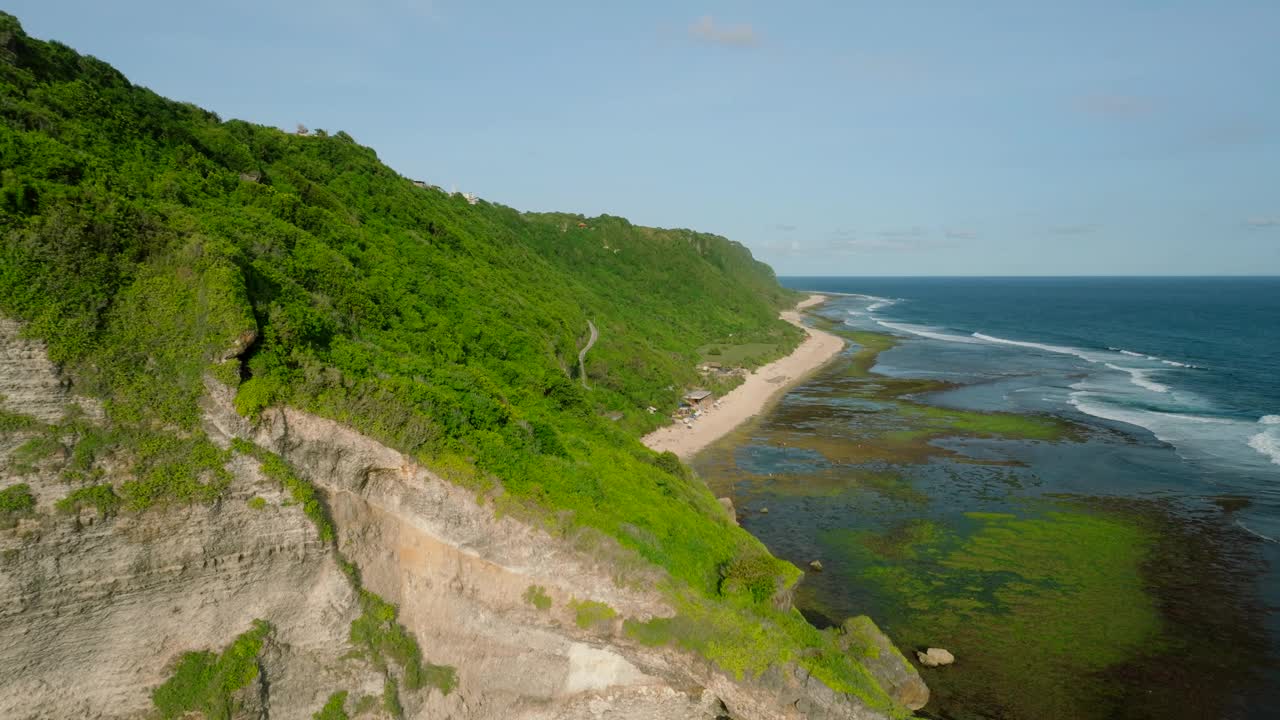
[916,648,955,668]
[840,616,929,711]
[0,438,384,717]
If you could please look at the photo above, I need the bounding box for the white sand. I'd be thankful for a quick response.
[641,294,844,459]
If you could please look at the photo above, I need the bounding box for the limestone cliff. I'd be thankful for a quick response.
[0,319,922,719]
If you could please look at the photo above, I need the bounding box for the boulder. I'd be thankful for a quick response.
[839,616,929,711]
[809,560,823,572]
[917,647,955,667]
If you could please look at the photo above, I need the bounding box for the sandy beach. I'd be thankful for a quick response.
[641,294,844,459]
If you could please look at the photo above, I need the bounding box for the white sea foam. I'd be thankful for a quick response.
[1235,521,1278,544]
[874,320,984,344]
[1070,388,1280,470]
[1248,415,1280,466]
[971,332,1102,361]
[1104,363,1170,394]
[969,333,1176,394]
[1109,346,1200,369]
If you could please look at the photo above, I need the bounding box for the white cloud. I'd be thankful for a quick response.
[689,16,760,48]
[1245,217,1280,229]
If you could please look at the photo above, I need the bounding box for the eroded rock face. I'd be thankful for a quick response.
[841,616,930,711]
[1,318,909,719]
[0,317,100,423]
[0,458,383,718]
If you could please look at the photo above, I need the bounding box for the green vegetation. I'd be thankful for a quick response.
[0,482,36,517]
[382,677,403,719]
[522,584,552,610]
[118,433,232,509]
[350,590,456,696]
[151,619,272,720]
[697,336,798,369]
[0,404,39,432]
[718,543,800,604]
[0,14,913,712]
[569,599,617,630]
[55,483,120,515]
[10,431,61,474]
[313,691,349,720]
[246,495,267,510]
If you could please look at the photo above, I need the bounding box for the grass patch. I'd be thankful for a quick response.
[247,496,267,510]
[55,484,121,516]
[10,431,63,474]
[699,342,782,367]
[209,358,242,388]
[522,584,552,610]
[382,677,402,719]
[119,433,233,510]
[312,690,349,720]
[0,482,36,517]
[629,590,897,711]
[151,619,272,719]
[570,599,617,630]
[0,405,40,432]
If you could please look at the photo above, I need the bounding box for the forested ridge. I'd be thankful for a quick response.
[0,13,901,709]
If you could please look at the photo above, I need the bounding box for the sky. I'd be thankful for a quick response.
[9,1,1280,275]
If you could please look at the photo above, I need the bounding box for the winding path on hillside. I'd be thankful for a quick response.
[578,320,598,388]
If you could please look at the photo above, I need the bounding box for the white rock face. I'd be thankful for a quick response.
[0,317,902,720]
[0,317,100,423]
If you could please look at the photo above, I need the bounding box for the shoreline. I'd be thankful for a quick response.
[641,294,844,459]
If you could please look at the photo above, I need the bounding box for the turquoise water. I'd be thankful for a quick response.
[695,277,1279,718]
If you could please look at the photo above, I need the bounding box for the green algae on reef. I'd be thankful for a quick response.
[808,500,1274,720]
[695,313,1274,720]
[866,508,1163,719]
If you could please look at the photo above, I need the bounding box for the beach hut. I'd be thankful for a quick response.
[683,389,714,411]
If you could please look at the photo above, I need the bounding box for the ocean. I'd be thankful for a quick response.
[793,277,1280,517]
[694,276,1279,719]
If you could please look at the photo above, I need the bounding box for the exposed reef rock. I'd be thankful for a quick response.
[916,648,955,668]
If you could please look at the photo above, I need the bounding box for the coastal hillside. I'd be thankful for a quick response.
[0,13,920,720]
